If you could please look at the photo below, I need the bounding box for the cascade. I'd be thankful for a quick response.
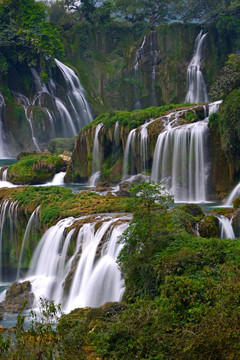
[225,183,240,206]
[13,92,41,151]
[43,172,66,186]
[138,119,154,174]
[0,92,8,158]
[55,59,93,127]
[89,123,103,186]
[151,102,221,202]
[149,31,158,106]
[134,36,146,109]
[185,30,208,103]
[2,168,8,181]
[0,200,12,281]
[122,129,136,180]
[23,214,130,311]
[217,215,235,239]
[17,206,40,279]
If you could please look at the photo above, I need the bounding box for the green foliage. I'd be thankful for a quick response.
[47,137,76,154]
[0,0,64,74]
[209,54,240,100]
[218,87,240,160]
[233,196,240,209]
[7,154,65,184]
[209,112,219,129]
[1,298,61,359]
[82,103,186,132]
[185,110,198,123]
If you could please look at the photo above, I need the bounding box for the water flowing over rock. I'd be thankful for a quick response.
[185,30,208,103]
[225,182,240,206]
[22,214,130,312]
[122,129,136,180]
[0,93,8,158]
[89,123,103,186]
[217,215,235,239]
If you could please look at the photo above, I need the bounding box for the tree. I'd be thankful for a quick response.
[118,181,173,300]
[0,0,64,72]
[112,0,175,25]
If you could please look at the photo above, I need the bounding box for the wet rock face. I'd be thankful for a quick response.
[0,281,34,313]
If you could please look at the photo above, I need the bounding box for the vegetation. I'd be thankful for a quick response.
[7,154,66,184]
[0,0,64,75]
[1,182,240,359]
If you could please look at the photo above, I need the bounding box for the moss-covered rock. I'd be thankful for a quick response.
[0,281,34,313]
[7,154,66,185]
[198,215,219,238]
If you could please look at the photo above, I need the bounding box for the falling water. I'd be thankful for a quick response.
[0,200,10,281]
[185,30,208,103]
[24,214,130,311]
[42,172,66,186]
[134,36,146,109]
[0,93,8,158]
[13,93,41,151]
[55,59,93,127]
[89,123,103,186]
[122,129,136,180]
[217,215,235,239]
[17,206,40,279]
[225,184,240,206]
[138,119,154,174]
[2,168,8,181]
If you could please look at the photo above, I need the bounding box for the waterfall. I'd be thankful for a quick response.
[225,183,240,206]
[0,200,11,281]
[122,129,136,180]
[24,214,130,311]
[217,215,235,239]
[151,120,209,202]
[185,30,208,103]
[0,93,8,158]
[43,172,66,186]
[134,36,146,109]
[2,168,8,181]
[55,59,93,127]
[138,119,154,174]
[17,206,40,279]
[89,123,103,186]
[13,92,41,151]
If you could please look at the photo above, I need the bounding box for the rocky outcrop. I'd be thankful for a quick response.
[0,281,34,313]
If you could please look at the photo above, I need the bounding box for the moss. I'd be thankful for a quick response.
[7,154,66,185]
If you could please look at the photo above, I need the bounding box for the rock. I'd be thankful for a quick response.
[0,281,34,313]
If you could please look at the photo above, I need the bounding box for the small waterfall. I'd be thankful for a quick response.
[151,118,209,202]
[138,119,154,174]
[25,214,130,311]
[2,168,8,181]
[0,93,8,158]
[217,215,235,239]
[89,123,103,186]
[185,30,208,103]
[43,172,66,186]
[134,36,146,109]
[55,59,93,127]
[0,200,11,281]
[122,129,136,180]
[149,31,158,106]
[17,206,40,279]
[225,183,240,206]
[13,92,41,151]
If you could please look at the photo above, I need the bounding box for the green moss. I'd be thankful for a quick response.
[7,154,65,185]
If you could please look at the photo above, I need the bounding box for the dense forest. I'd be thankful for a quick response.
[0,0,240,359]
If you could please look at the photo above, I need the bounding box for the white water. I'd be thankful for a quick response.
[217,215,235,239]
[225,183,240,206]
[55,59,93,128]
[122,129,136,180]
[0,200,10,281]
[2,168,7,181]
[42,172,66,186]
[134,35,146,109]
[138,119,154,174]
[185,30,208,103]
[17,206,40,279]
[13,92,41,151]
[90,123,103,185]
[0,92,8,158]
[23,214,130,312]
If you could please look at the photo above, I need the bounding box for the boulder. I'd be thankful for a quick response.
[0,281,34,313]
